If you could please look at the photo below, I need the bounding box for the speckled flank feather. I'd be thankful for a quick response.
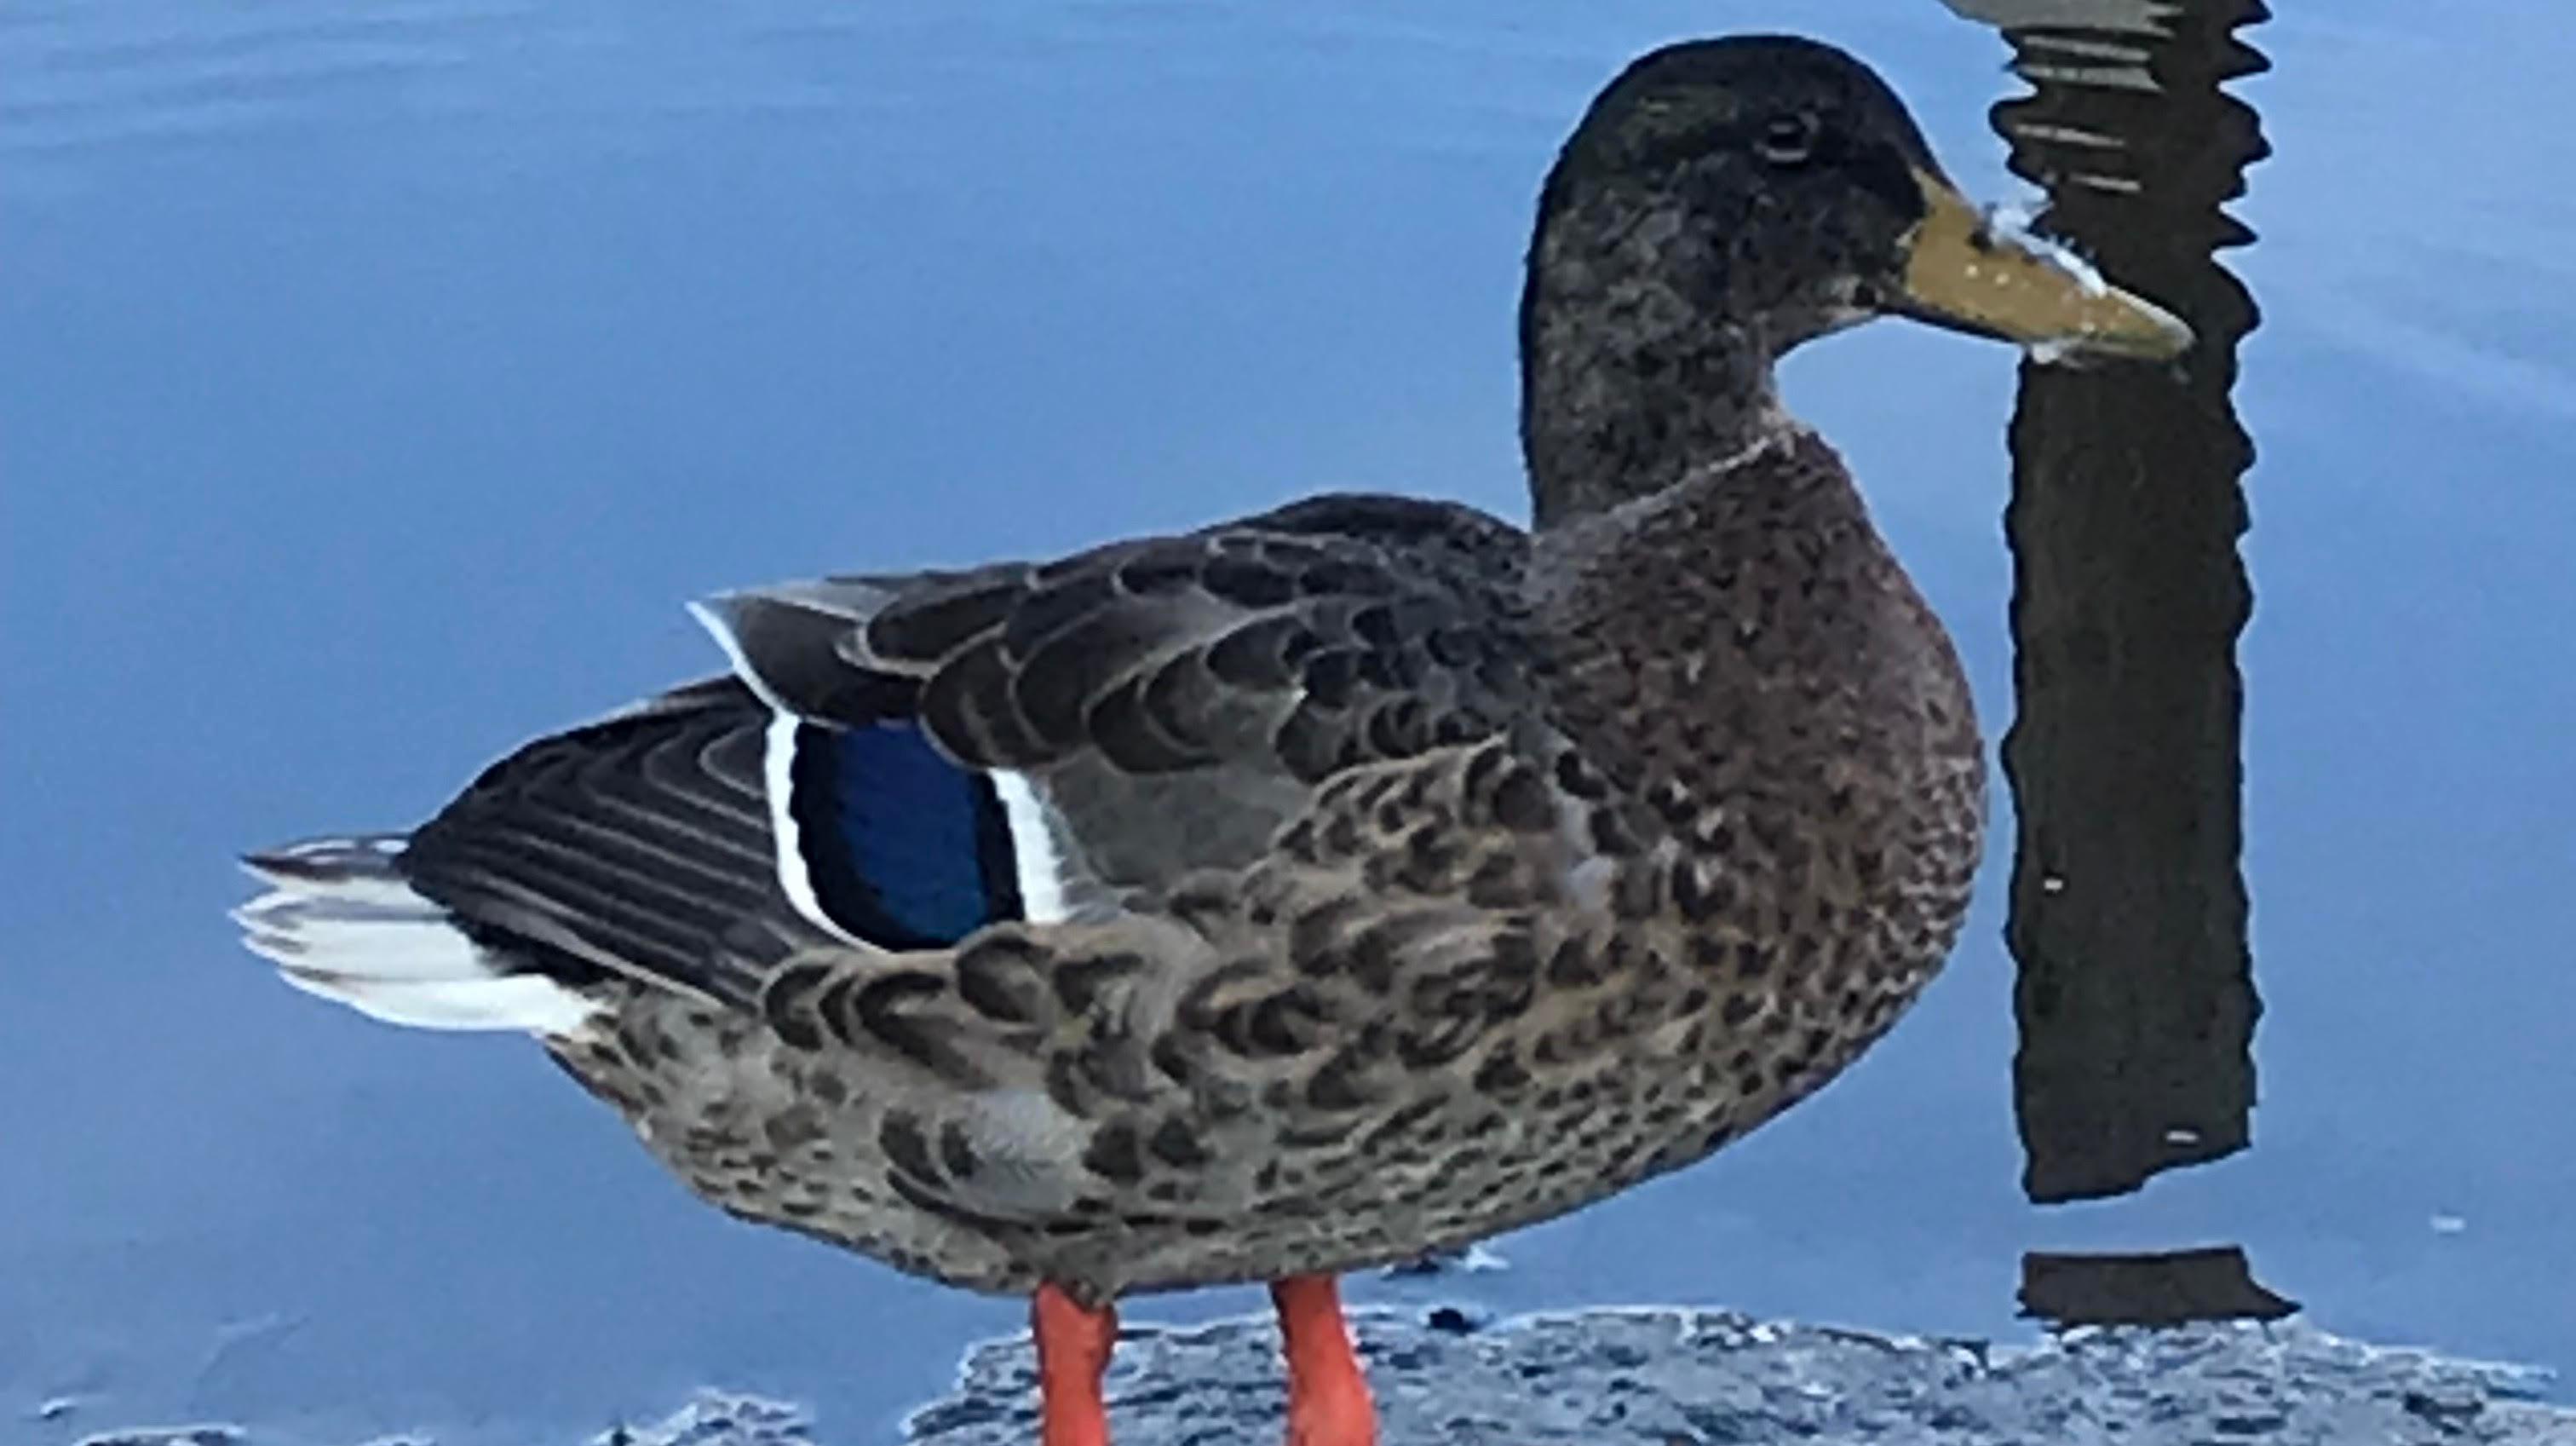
[241,35,2027,1320]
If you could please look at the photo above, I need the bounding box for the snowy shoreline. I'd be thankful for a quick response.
[900,1306,2573,1445]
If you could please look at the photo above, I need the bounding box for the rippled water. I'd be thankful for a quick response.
[5,2,2571,1442]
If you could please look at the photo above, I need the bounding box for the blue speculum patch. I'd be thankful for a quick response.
[789,718,1018,948]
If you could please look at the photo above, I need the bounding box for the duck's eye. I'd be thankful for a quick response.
[1755,112,1820,167]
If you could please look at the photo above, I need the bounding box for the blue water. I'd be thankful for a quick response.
[5,2,2572,1443]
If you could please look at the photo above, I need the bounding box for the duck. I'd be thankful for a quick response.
[236,32,2188,1446]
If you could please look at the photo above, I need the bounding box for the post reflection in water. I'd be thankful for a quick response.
[2020,1245,2297,1328]
[1946,0,2276,1324]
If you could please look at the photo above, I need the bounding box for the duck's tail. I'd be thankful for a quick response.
[234,835,601,1034]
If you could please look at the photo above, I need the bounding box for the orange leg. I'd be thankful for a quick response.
[1032,1282,1118,1446]
[1270,1275,1377,1446]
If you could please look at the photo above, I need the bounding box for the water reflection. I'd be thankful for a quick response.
[1947,0,2275,1323]
[2021,1245,2297,1328]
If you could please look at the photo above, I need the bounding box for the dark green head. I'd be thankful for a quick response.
[1533,36,1946,349]
[1520,35,2188,525]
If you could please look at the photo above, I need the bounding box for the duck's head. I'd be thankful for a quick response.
[1521,34,2190,521]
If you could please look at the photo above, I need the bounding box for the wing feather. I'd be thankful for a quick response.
[396,680,831,1006]
[388,494,1536,1019]
[703,494,1538,897]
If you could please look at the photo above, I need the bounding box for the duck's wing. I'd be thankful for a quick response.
[695,493,1537,918]
[239,495,1564,1235]
[331,494,1535,1024]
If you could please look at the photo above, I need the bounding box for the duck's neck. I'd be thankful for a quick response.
[1517,221,1790,529]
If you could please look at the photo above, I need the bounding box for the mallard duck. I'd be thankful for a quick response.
[236,33,2187,1446]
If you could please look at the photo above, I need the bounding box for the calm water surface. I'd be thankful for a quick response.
[4,2,2572,1442]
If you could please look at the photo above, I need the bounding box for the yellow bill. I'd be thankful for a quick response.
[1892,167,2193,363]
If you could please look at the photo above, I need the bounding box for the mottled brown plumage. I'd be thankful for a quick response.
[513,424,1981,1305]
[239,32,2190,1446]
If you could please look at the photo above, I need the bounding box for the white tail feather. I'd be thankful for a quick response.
[273,965,601,1033]
[237,837,601,1036]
